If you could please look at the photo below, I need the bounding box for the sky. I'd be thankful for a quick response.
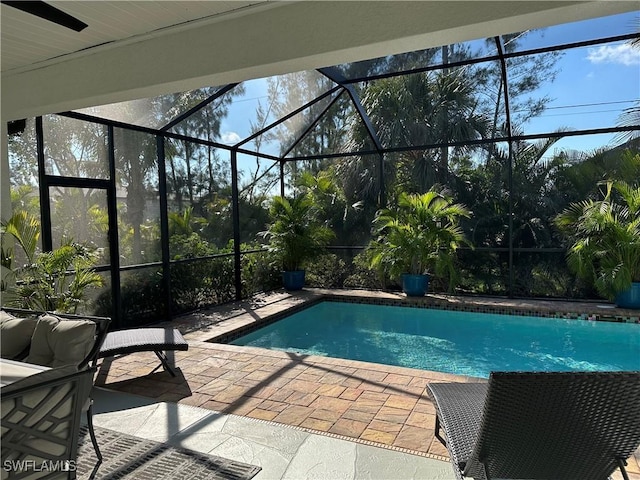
[217,10,639,162]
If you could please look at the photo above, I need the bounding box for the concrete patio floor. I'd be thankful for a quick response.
[93,289,640,479]
[91,387,455,479]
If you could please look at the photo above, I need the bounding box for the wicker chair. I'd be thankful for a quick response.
[427,371,640,480]
[97,327,188,377]
[1,366,95,480]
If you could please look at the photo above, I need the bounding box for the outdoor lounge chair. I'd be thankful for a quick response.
[1,307,111,463]
[1,366,95,480]
[97,327,188,377]
[427,371,640,480]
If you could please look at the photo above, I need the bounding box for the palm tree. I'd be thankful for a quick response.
[368,187,471,290]
[355,70,489,191]
[1,210,40,292]
[1,210,102,312]
[168,207,204,237]
[554,180,640,301]
[263,195,334,272]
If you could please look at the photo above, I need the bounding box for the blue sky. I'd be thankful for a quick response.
[218,11,639,160]
[528,37,639,155]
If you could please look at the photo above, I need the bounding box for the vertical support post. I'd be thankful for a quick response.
[230,149,242,300]
[35,116,52,252]
[378,152,386,208]
[507,144,514,297]
[1,121,11,223]
[107,125,122,328]
[440,45,450,183]
[280,159,285,197]
[495,36,515,298]
[157,136,172,319]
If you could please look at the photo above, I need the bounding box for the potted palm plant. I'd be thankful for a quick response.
[554,180,640,309]
[263,195,334,291]
[368,187,471,296]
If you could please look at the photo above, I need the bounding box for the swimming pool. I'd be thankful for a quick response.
[231,301,640,378]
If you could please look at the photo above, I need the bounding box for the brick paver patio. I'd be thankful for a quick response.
[94,289,640,477]
[95,340,477,460]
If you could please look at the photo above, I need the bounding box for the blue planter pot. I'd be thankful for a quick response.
[402,274,430,297]
[615,282,640,309]
[282,270,305,291]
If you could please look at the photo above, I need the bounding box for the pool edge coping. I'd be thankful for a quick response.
[176,288,640,345]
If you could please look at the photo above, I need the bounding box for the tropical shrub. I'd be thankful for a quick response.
[368,187,472,290]
[94,269,165,326]
[1,211,103,313]
[554,180,640,300]
[240,247,281,297]
[305,253,348,288]
[263,195,334,271]
[343,251,385,290]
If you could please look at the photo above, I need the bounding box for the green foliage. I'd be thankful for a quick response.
[554,181,640,300]
[168,207,204,237]
[2,216,102,314]
[240,246,281,297]
[1,211,39,296]
[368,187,471,291]
[170,232,216,259]
[559,147,640,202]
[1,210,40,266]
[2,211,103,313]
[95,269,165,326]
[305,254,348,288]
[343,251,385,290]
[10,185,40,219]
[297,170,371,246]
[263,195,335,271]
[171,256,235,313]
[169,231,234,313]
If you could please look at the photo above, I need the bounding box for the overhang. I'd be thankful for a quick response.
[2,1,636,121]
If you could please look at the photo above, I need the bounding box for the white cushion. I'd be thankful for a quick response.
[25,314,96,368]
[0,310,38,359]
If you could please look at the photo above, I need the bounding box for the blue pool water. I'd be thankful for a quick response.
[231,301,640,378]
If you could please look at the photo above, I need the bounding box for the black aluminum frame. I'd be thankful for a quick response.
[24,29,639,326]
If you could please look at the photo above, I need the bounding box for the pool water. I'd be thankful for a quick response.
[231,301,640,378]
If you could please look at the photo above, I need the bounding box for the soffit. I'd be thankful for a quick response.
[1,1,637,121]
[1,1,267,73]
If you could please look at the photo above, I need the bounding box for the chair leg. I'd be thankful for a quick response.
[434,414,447,446]
[154,350,177,377]
[617,458,630,480]
[86,402,102,462]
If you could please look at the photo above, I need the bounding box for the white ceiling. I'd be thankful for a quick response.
[1,1,268,73]
[1,1,637,121]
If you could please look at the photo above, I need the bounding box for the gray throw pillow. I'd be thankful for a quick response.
[0,310,38,359]
[25,314,96,368]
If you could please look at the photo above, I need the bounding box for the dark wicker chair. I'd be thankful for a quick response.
[97,327,188,377]
[427,371,640,480]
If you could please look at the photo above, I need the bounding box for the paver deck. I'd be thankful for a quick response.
[94,289,640,478]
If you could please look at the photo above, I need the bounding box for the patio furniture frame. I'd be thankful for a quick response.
[1,366,95,480]
[1,307,111,462]
[427,371,640,480]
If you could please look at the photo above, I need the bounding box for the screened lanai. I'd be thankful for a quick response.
[4,10,639,328]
